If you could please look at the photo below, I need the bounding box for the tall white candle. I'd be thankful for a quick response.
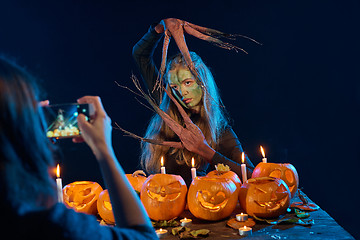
[191,157,197,180]
[260,145,267,163]
[56,164,63,203]
[241,152,247,183]
[160,156,166,174]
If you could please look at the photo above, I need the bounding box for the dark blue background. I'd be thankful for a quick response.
[1,0,359,238]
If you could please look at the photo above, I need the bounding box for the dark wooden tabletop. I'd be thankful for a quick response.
[158,191,354,240]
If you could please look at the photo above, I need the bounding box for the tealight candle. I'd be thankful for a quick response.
[56,164,63,203]
[239,226,252,236]
[156,228,168,238]
[191,157,196,180]
[180,217,192,227]
[160,156,166,174]
[236,213,248,222]
[260,145,267,163]
[241,152,247,183]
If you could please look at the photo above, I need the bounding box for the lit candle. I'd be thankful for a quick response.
[236,212,248,222]
[239,226,252,236]
[56,164,63,203]
[155,228,168,238]
[180,217,192,227]
[191,157,197,180]
[160,156,166,174]
[241,152,247,183]
[260,145,267,163]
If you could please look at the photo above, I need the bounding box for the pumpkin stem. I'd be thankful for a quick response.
[215,163,230,174]
[132,170,147,178]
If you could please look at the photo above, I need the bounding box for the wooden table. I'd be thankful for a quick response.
[159,192,354,239]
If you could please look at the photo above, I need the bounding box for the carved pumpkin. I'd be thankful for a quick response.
[239,177,290,219]
[187,176,239,221]
[251,163,299,198]
[97,189,115,225]
[63,181,103,215]
[140,174,187,221]
[206,164,242,189]
[125,170,147,193]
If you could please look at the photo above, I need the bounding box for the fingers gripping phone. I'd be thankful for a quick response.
[43,103,94,139]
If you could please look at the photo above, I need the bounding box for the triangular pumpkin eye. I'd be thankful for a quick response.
[269,169,281,179]
[146,185,161,194]
[165,181,182,194]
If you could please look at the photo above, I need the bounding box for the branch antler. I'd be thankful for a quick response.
[156,18,261,103]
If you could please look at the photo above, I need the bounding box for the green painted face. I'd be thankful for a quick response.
[168,67,203,111]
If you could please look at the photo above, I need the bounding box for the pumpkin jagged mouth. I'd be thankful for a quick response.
[197,192,229,212]
[254,195,289,212]
[146,189,181,202]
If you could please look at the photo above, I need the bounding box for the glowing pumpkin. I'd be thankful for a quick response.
[63,181,103,215]
[97,189,115,225]
[140,174,187,221]
[206,164,242,189]
[187,176,239,221]
[125,170,147,193]
[239,177,290,219]
[251,163,299,198]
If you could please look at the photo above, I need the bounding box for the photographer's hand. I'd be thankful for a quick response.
[75,96,113,160]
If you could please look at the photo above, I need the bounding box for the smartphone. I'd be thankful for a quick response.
[43,103,94,139]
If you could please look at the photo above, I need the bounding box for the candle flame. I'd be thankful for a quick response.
[56,164,60,178]
[260,145,266,158]
[184,217,187,220]
[191,157,195,168]
[241,152,245,164]
[244,226,247,229]
[161,156,164,167]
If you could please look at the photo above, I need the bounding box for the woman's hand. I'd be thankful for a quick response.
[178,122,216,162]
[73,96,114,161]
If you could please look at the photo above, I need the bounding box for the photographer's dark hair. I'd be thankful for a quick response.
[0,57,56,215]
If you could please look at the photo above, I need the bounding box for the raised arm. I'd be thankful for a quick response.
[75,96,153,229]
[132,23,164,103]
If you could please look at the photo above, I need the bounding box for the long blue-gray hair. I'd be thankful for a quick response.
[140,52,229,173]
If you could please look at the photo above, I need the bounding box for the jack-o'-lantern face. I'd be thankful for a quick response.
[187,177,239,221]
[239,177,291,219]
[63,181,103,215]
[140,174,187,221]
[252,163,299,198]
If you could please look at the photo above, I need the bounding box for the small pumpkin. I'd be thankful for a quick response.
[251,163,299,198]
[140,174,187,221]
[125,170,147,193]
[239,177,290,219]
[97,189,115,225]
[206,163,242,189]
[63,181,103,215]
[187,176,239,221]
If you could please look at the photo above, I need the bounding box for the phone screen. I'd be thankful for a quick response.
[43,103,90,139]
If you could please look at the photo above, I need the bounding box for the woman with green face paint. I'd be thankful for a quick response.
[133,21,254,187]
